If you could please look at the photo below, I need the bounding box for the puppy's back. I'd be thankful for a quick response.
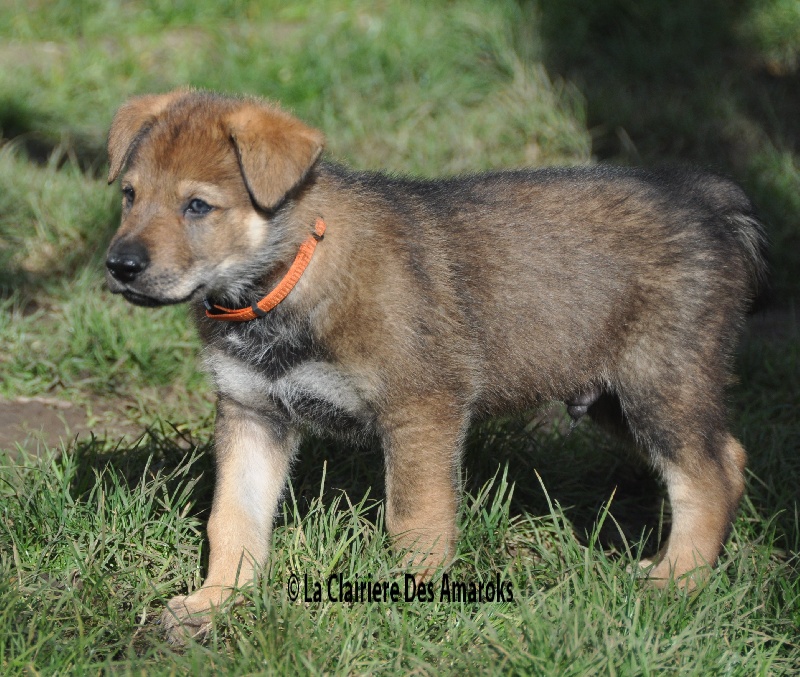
[318,164,764,410]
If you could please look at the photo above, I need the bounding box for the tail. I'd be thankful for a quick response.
[724,205,769,298]
[696,172,769,296]
[652,168,768,301]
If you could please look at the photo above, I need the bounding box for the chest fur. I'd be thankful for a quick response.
[203,320,375,439]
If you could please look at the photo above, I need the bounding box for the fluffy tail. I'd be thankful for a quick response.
[698,172,769,296]
[725,206,768,297]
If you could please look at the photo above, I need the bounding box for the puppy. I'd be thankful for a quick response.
[105,90,765,641]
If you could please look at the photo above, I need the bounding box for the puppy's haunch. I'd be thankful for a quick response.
[105,89,766,642]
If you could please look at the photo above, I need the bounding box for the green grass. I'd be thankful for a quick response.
[2,419,798,673]
[1,0,798,673]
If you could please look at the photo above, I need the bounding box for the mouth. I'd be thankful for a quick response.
[115,286,204,308]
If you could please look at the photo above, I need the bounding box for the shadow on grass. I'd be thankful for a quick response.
[534,0,800,299]
[0,98,115,301]
[66,366,796,590]
[67,423,216,508]
[0,95,107,176]
[76,413,665,575]
[464,414,666,558]
[276,410,666,559]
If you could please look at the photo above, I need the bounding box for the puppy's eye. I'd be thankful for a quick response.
[122,186,135,207]
[186,198,213,216]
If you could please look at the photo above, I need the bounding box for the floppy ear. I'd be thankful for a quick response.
[107,89,190,184]
[226,103,325,211]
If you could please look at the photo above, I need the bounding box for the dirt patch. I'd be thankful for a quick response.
[0,396,138,457]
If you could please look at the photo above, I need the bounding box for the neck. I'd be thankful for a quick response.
[204,217,326,322]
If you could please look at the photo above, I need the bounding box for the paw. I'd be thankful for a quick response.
[638,560,674,589]
[646,560,710,590]
[160,589,227,645]
[628,554,672,587]
[629,556,709,591]
[399,545,452,584]
[626,557,657,580]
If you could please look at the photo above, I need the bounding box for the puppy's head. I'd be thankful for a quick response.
[105,89,324,307]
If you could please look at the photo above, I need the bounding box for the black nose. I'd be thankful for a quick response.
[106,240,150,283]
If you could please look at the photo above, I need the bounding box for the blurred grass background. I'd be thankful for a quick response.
[0,0,798,673]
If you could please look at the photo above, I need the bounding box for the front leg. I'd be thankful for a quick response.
[383,400,467,578]
[162,397,297,643]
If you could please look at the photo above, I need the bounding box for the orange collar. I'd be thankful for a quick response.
[204,217,326,322]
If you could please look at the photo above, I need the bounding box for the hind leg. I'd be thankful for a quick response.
[612,339,747,585]
[621,376,746,587]
[642,433,745,586]
[586,388,745,584]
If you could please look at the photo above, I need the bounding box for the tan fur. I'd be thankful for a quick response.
[226,103,325,211]
[107,89,191,183]
[382,397,466,577]
[105,90,765,643]
[640,434,747,588]
[161,398,296,640]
